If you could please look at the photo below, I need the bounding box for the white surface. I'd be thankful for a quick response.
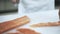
[1,10,60,34]
[18,0,54,13]
[0,13,19,23]
[18,10,60,34]
[18,10,59,23]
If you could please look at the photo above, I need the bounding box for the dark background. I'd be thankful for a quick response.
[0,0,60,13]
[55,0,60,6]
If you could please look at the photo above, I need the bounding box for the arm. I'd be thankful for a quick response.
[0,16,30,34]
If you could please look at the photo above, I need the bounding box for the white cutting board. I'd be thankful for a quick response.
[3,10,60,34]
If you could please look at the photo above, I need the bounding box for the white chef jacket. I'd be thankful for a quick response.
[18,0,54,13]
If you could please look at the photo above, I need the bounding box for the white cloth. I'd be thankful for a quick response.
[18,10,59,23]
[18,0,59,22]
[18,0,54,13]
[18,10,59,34]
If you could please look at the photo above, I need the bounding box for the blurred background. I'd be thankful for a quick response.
[55,0,60,9]
[0,0,18,14]
[0,0,60,14]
